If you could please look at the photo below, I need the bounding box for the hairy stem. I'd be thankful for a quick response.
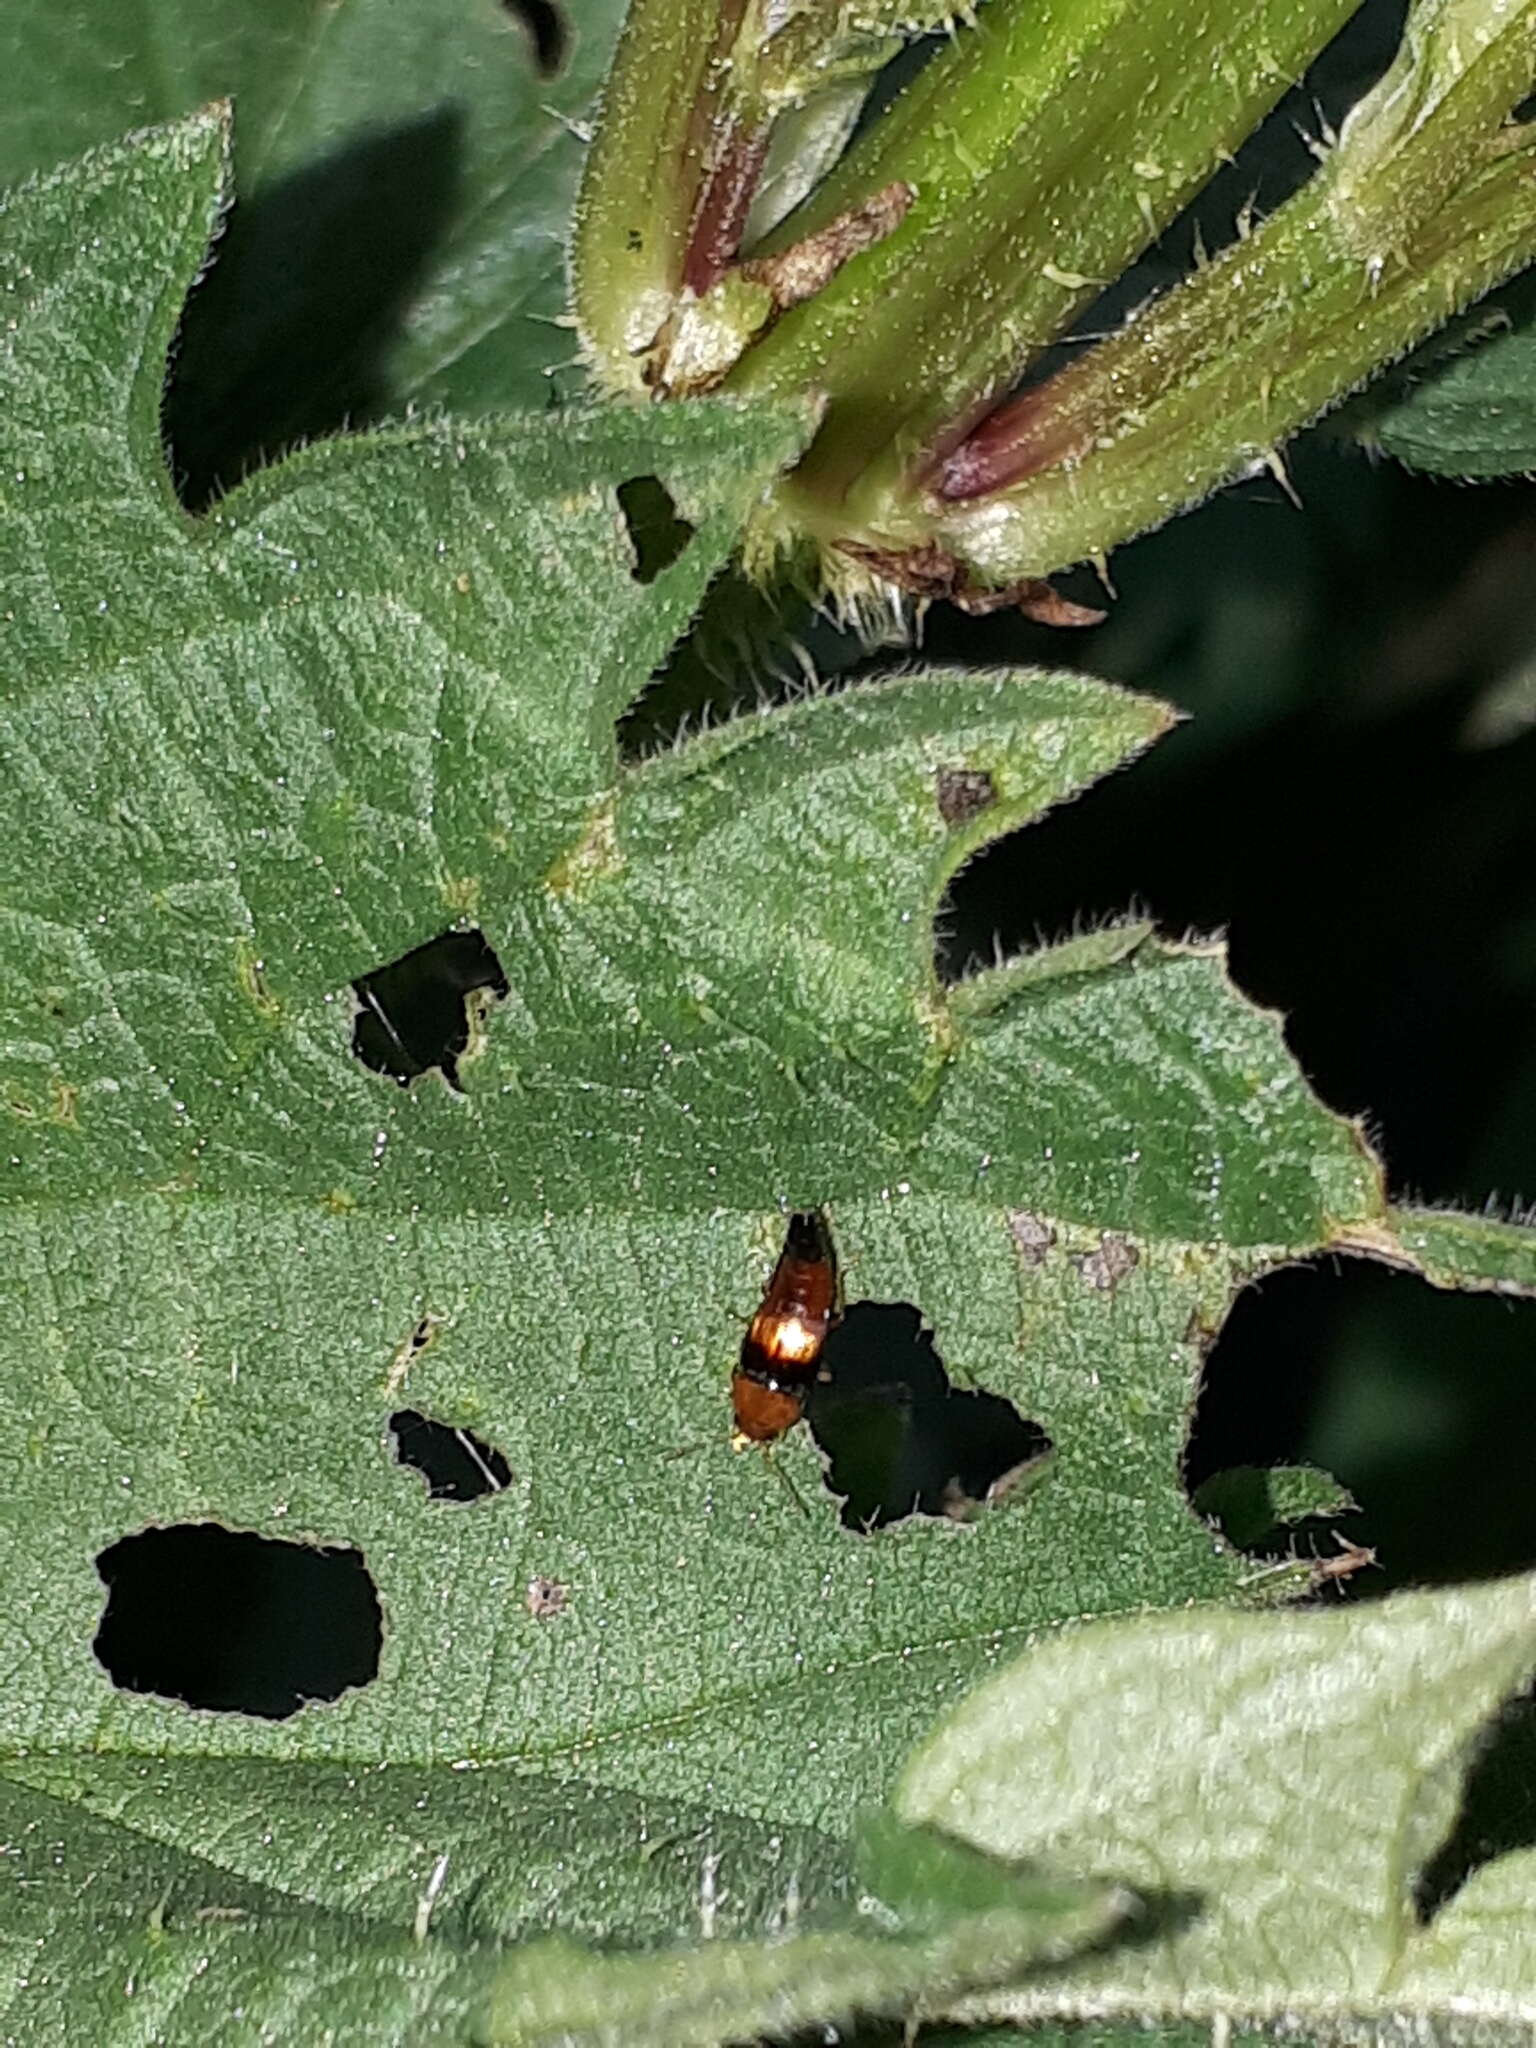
[927,0,1536,578]
[727,0,1360,525]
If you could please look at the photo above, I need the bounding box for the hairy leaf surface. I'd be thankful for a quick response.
[1373,324,1536,477]
[900,1573,1536,2033]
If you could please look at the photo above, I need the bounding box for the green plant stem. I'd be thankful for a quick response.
[575,0,955,391]
[726,0,1359,526]
[924,0,1536,578]
[573,0,744,391]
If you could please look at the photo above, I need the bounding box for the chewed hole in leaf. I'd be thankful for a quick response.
[93,1524,381,1719]
[616,476,695,584]
[500,0,567,76]
[1185,1254,1536,1592]
[390,1409,513,1502]
[351,927,507,1089]
[808,1303,1050,1531]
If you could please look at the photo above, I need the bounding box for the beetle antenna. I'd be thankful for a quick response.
[763,1447,810,1518]
[662,1436,715,1464]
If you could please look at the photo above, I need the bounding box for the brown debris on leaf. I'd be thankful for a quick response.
[526,1574,570,1619]
[837,539,1105,624]
[741,181,914,311]
[1071,1232,1140,1294]
[1009,1210,1058,1266]
[936,766,997,827]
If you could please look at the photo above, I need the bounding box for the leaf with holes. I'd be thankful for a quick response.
[897,1571,1536,2036]
[0,0,626,499]
[7,110,1536,2045]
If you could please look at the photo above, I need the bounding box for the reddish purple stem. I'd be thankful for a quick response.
[683,122,772,297]
[935,383,1093,502]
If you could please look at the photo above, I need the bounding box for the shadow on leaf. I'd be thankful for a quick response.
[1417,1682,1536,1920]
[165,107,464,509]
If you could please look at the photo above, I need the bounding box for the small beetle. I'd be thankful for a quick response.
[731,1210,841,1446]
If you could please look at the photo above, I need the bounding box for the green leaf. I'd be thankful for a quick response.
[5,1761,1123,2046]
[8,110,1536,2046]
[1191,1463,1356,1549]
[0,1766,846,2045]
[897,1573,1536,2030]
[1,1761,1122,2045]
[1372,326,1536,478]
[0,0,626,483]
[483,1816,1126,2046]
[0,1774,499,2047]
[0,1761,1122,2048]
[1386,1203,1536,1292]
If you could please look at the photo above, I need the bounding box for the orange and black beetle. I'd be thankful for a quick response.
[731,1210,841,1445]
